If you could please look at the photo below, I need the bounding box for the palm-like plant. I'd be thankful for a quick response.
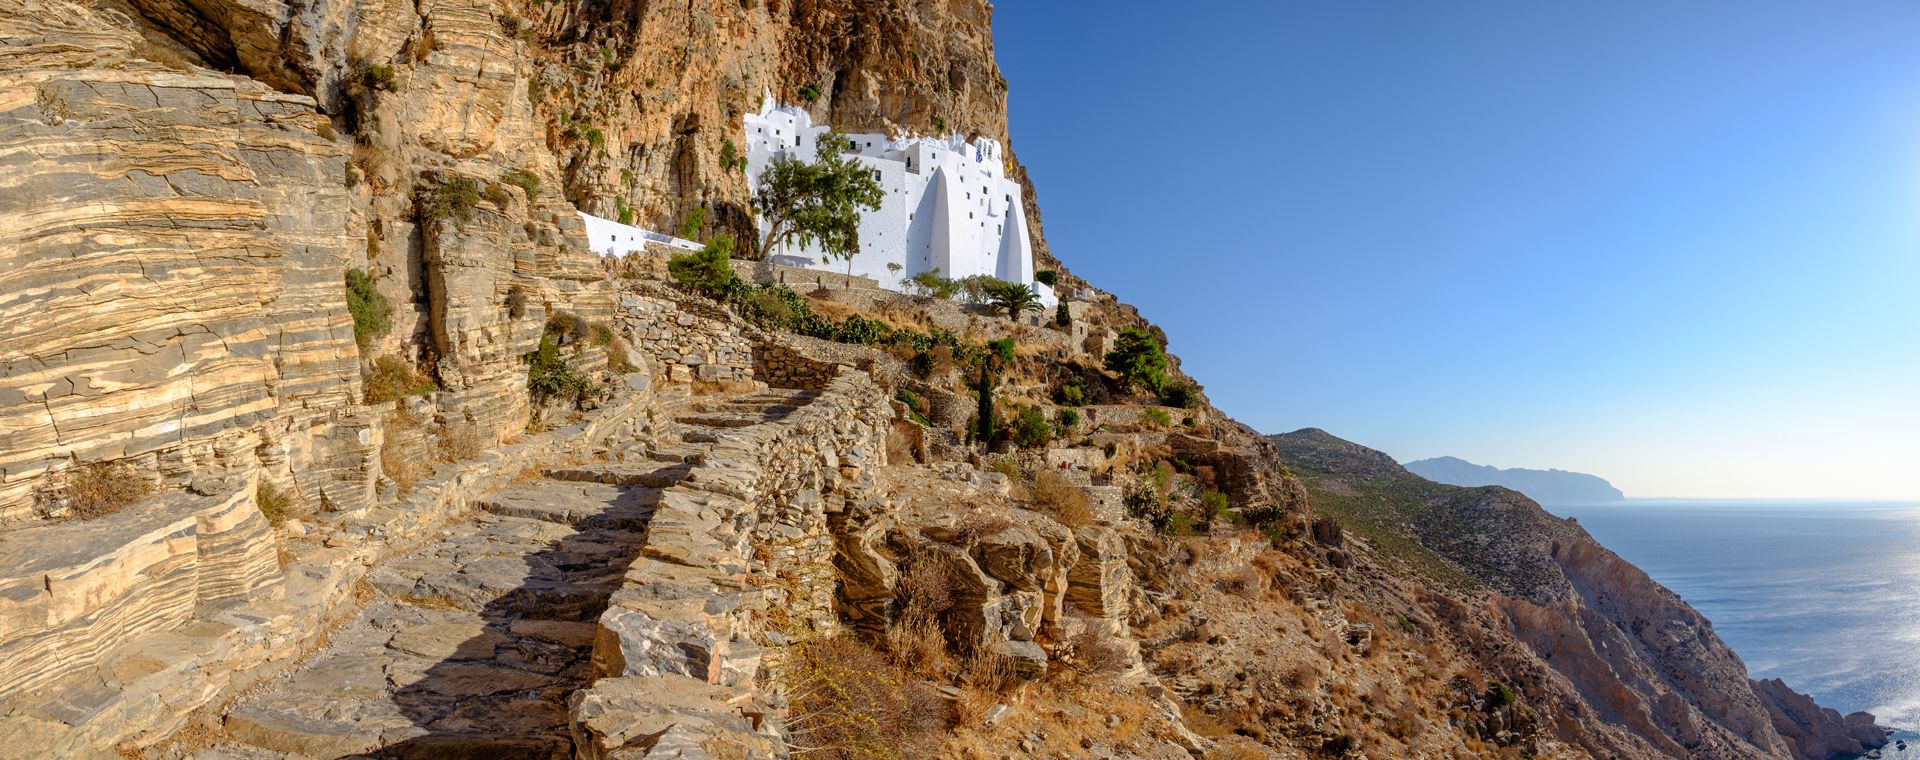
[986,281,1044,322]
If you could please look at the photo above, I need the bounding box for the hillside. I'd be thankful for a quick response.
[0,1,1887,759]
[1406,456,1626,504]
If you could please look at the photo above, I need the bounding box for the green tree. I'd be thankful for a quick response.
[1034,270,1058,287]
[753,132,883,262]
[1105,327,1168,393]
[985,281,1043,322]
[667,234,738,298]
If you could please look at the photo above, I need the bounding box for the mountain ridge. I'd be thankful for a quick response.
[1406,454,1627,504]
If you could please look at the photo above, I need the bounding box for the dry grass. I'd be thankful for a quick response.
[780,636,948,759]
[381,408,429,497]
[1031,470,1093,528]
[955,647,1022,725]
[256,480,301,525]
[438,418,489,462]
[888,554,957,679]
[62,460,150,520]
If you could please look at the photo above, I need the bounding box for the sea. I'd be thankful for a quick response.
[1549,499,1920,742]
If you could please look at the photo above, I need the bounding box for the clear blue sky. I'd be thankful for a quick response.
[993,2,1920,499]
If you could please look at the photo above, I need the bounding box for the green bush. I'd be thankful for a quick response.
[1202,490,1230,519]
[1105,327,1167,393]
[1485,683,1517,709]
[894,389,931,426]
[667,235,738,298]
[907,269,961,299]
[798,82,821,102]
[1012,406,1052,448]
[420,176,482,223]
[616,198,634,225]
[363,63,397,91]
[344,268,393,347]
[1055,302,1071,327]
[1055,407,1080,434]
[987,338,1015,365]
[1143,407,1172,427]
[1034,270,1058,287]
[525,334,599,407]
[1160,380,1201,409]
[678,207,705,240]
[584,127,605,148]
[932,115,946,131]
[720,138,744,173]
[1053,377,1087,407]
[501,168,541,202]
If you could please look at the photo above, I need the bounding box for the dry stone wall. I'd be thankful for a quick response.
[572,369,892,759]
[614,282,756,387]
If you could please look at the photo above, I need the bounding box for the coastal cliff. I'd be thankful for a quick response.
[0,0,1885,758]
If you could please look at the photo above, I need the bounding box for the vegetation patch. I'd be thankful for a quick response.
[363,354,436,405]
[501,168,541,202]
[344,268,393,349]
[419,176,482,224]
[62,460,150,520]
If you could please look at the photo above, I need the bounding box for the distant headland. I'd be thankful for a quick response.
[1404,456,1626,504]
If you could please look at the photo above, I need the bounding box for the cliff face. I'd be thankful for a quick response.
[0,1,1886,759]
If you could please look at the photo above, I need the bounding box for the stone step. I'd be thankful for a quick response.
[546,463,695,490]
[220,601,589,760]
[475,480,663,529]
[674,412,775,429]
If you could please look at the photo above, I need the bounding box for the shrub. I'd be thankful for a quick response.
[584,126,605,148]
[525,334,600,407]
[1055,407,1080,433]
[972,364,996,445]
[906,269,960,299]
[362,63,397,91]
[1202,490,1230,520]
[544,310,592,346]
[932,115,946,131]
[894,389,931,426]
[257,480,292,526]
[1105,327,1168,393]
[419,176,482,224]
[1142,407,1172,427]
[1033,470,1093,528]
[678,206,705,239]
[505,285,527,319]
[1160,380,1201,409]
[1485,682,1517,709]
[364,354,436,404]
[438,419,488,462]
[986,338,1015,365]
[63,461,150,520]
[798,82,821,102]
[1055,301,1071,327]
[607,341,634,373]
[1034,270,1058,287]
[1011,406,1051,448]
[667,234,738,298]
[615,197,634,225]
[1053,377,1087,406]
[779,637,944,758]
[344,268,393,348]
[719,138,744,173]
[501,168,541,202]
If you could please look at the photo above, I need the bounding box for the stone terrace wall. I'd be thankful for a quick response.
[613,282,754,387]
[729,260,879,292]
[572,369,892,758]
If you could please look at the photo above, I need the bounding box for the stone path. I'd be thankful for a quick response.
[207,388,818,759]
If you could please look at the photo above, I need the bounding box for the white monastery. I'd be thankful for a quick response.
[741,95,1056,306]
[577,212,702,256]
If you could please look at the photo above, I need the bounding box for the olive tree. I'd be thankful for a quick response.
[753,132,883,266]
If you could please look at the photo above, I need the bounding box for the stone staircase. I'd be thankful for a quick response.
[206,387,821,759]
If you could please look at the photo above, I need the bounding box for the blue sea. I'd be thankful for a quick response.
[1550,499,1920,733]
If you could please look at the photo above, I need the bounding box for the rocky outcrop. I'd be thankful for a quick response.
[0,0,373,522]
[1754,677,1887,760]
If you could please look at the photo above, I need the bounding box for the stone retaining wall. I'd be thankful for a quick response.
[614,283,755,387]
[729,260,878,291]
[572,369,892,759]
